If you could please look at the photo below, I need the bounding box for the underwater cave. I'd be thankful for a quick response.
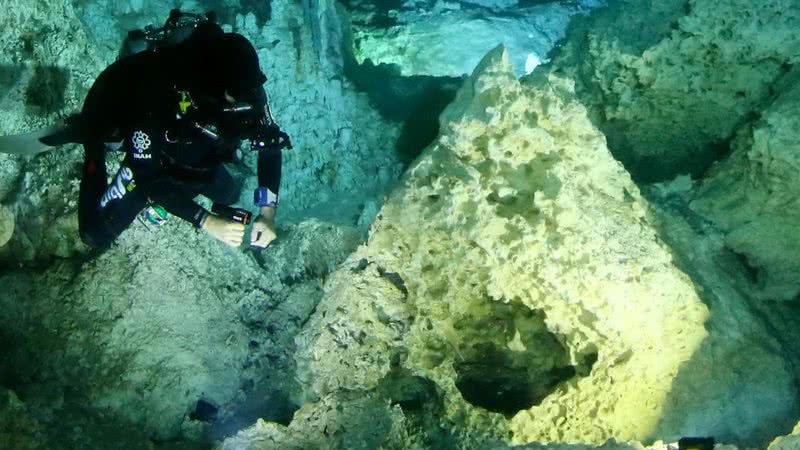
[2,0,800,449]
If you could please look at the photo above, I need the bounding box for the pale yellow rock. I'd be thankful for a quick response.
[771,422,800,450]
[0,206,14,247]
[292,46,709,445]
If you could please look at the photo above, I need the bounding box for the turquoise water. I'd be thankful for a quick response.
[1,1,799,449]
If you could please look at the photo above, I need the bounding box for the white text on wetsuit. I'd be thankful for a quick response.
[100,167,134,208]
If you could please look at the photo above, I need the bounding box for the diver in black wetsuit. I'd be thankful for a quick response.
[78,21,286,249]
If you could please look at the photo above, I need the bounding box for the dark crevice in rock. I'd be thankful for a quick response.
[455,350,576,417]
[345,59,461,164]
[375,369,460,448]
[190,399,219,423]
[378,267,408,298]
[448,301,590,417]
[377,370,439,412]
[729,248,760,285]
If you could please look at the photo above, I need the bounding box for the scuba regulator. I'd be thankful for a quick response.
[176,87,293,156]
[222,93,293,153]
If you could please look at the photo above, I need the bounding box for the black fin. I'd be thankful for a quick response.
[0,116,84,155]
[38,123,83,146]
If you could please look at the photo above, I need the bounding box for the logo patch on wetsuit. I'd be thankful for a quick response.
[100,167,135,208]
[132,131,151,152]
[132,130,153,159]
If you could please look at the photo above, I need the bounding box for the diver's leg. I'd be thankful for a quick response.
[79,164,147,248]
[201,166,241,206]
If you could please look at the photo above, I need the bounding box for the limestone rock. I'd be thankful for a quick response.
[691,68,800,301]
[543,0,800,182]
[642,180,800,444]
[0,156,20,203]
[259,218,362,283]
[0,0,104,134]
[290,46,708,445]
[0,218,359,440]
[228,2,404,223]
[346,1,599,77]
[771,422,800,450]
[220,391,412,450]
[0,206,14,247]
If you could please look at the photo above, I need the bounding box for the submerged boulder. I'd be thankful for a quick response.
[223,47,710,447]
[0,216,362,441]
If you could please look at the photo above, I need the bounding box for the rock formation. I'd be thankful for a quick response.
[3,0,800,448]
[545,0,800,182]
[691,68,800,301]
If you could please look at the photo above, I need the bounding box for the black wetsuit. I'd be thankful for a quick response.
[78,48,282,248]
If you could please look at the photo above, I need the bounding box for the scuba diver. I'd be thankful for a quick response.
[0,10,292,249]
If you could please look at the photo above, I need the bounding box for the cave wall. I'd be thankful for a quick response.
[0,0,107,262]
[4,0,800,448]
[691,68,800,301]
[345,0,601,77]
[544,0,800,183]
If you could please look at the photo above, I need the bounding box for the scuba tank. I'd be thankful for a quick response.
[119,9,218,59]
[0,9,292,156]
[0,9,219,155]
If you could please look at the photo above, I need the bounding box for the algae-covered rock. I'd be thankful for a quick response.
[640,179,800,444]
[0,388,43,450]
[0,205,14,247]
[0,217,360,440]
[691,68,800,301]
[0,156,20,203]
[285,46,708,445]
[545,0,800,182]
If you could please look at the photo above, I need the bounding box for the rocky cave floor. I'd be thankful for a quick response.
[2,0,800,449]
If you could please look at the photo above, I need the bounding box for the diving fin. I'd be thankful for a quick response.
[0,118,83,156]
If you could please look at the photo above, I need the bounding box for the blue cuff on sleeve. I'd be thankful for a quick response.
[254,186,278,207]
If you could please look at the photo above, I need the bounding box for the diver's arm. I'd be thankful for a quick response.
[250,145,281,248]
[255,144,282,208]
[148,190,242,246]
[147,187,210,228]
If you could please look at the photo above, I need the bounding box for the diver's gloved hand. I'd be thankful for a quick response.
[250,206,277,248]
[202,214,246,247]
